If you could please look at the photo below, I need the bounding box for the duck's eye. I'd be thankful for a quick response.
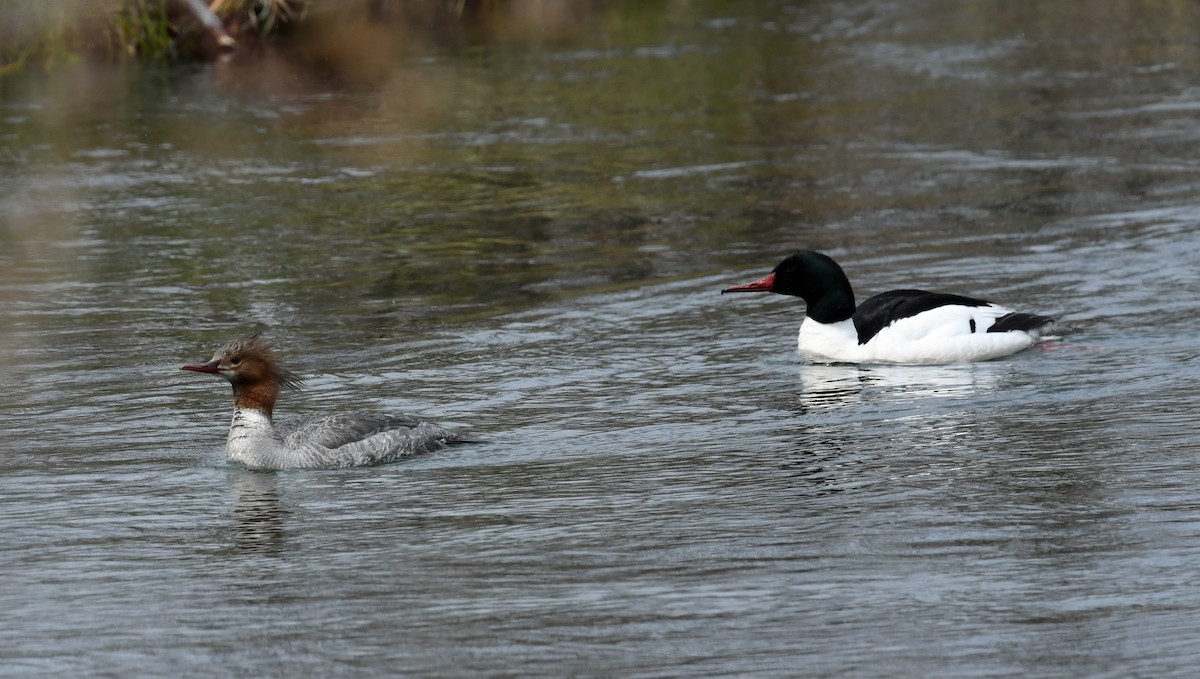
[230,356,241,366]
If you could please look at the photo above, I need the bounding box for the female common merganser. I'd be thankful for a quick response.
[722,251,1054,364]
[181,334,462,469]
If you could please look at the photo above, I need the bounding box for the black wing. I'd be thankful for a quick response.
[988,312,1054,333]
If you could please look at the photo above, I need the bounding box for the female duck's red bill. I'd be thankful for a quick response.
[181,360,221,374]
[721,271,776,294]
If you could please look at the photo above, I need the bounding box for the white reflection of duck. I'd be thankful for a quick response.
[797,363,1003,412]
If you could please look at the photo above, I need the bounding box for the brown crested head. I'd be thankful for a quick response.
[181,334,303,415]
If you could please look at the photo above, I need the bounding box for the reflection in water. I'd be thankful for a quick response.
[775,439,857,496]
[796,362,1003,412]
[230,471,287,555]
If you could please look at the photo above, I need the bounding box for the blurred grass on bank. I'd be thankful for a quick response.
[0,0,504,75]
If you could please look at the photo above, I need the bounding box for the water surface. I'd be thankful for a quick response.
[3,2,1200,677]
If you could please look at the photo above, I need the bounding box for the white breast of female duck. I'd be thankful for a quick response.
[797,305,1040,364]
[225,408,294,470]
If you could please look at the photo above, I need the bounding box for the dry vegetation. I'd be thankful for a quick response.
[0,0,507,73]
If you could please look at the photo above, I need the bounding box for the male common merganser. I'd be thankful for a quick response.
[722,251,1055,364]
[181,334,462,469]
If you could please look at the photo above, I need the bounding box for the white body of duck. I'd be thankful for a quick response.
[183,335,460,469]
[723,251,1055,365]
